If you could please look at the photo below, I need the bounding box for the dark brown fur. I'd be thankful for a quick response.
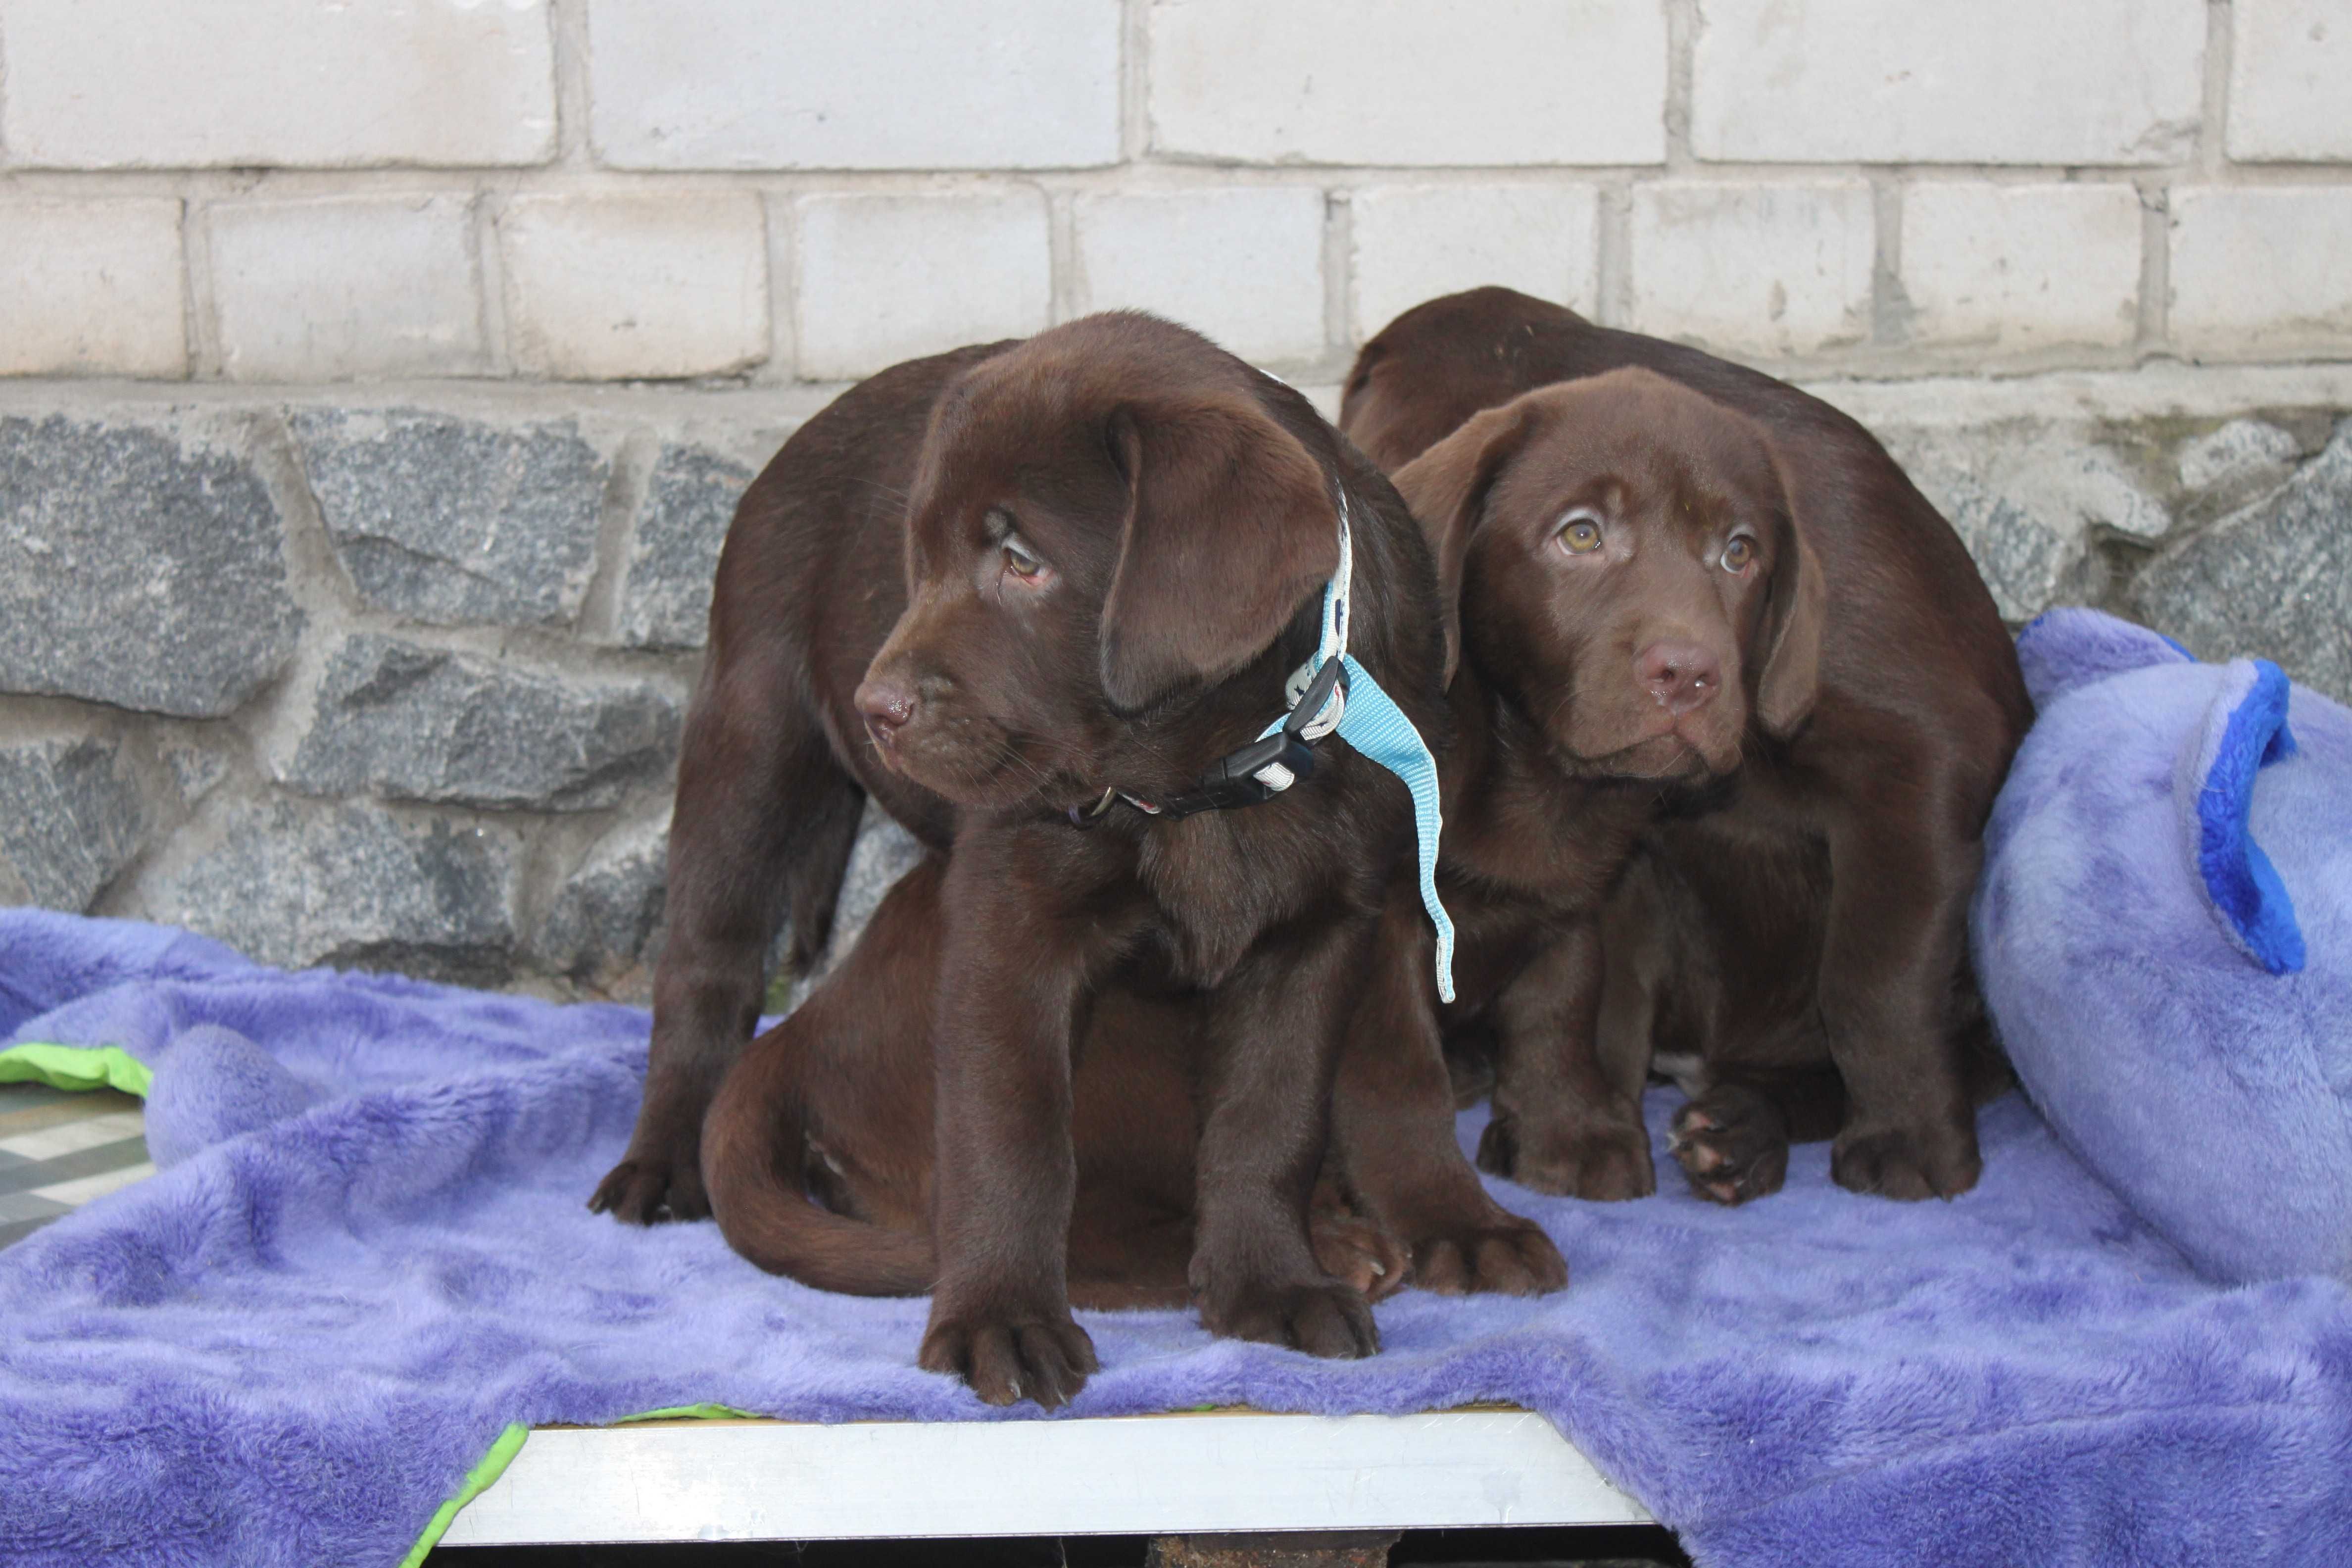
[600,312,1560,1409]
[1344,288,2029,1206]
[700,853,1461,1313]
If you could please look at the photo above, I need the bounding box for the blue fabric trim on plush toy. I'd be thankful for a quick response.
[2178,658,2305,975]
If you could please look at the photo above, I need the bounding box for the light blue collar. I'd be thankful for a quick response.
[1255,498,1457,1001]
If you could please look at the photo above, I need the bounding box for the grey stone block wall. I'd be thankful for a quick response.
[0,388,797,1001]
[1875,405,2352,702]
[1,377,2345,1003]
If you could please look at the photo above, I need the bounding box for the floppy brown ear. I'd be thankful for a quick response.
[1388,400,1535,686]
[1754,453,1827,739]
[1098,397,1340,714]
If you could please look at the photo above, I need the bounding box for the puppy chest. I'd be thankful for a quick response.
[1136,813,1377,986]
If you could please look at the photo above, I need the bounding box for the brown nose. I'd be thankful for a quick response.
[855,677,917,748]
[1636,640,1721,717]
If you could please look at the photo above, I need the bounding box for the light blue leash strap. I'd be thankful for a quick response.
[1258,498,1457,1002]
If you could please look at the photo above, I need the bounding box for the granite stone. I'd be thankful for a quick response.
[532,814,668,1000]
[1884,422,2174,620]
[0,415,302,716]
[615,443,755,650]
[292,409,608,628]
[141,798,522,984]
[0,735,149,911]
[2136,420,2352,703]
[284,635,680,812]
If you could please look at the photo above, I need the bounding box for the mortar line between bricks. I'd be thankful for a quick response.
[1322,188,1350,361]
[10,159,2352,246]
[1120,0,1152,166]
[1047,188,1079,328]
[1870,178,1911,349]
[472,193,516,379]
[2138,180,2172,353]
[760,192,798,384]
[549,0,594,171]
[169,194,201,380]
[1663,0,1698,176]
[2198,0,2234,178]
[181,194,225,381]
[1595,183,1633,331]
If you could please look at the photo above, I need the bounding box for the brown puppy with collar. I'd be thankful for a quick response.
[1351,288,2026,1207]
[599,312,1557,1408]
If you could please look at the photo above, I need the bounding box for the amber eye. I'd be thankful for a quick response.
[1001,534,1049,585]
[1558,512,1605,555]
[1721,536,1755,573]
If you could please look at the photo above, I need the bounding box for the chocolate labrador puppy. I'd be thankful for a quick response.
[1346,288,2028,1206]
[1382,368,1822,1200]
[600,312,1541,1407]
[701,851,1487,1313]
[705,851,1559,1316]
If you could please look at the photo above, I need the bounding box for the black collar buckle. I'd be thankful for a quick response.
[1070,658,1348,828]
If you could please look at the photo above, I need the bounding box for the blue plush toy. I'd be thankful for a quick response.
[1972,608,2351,1285]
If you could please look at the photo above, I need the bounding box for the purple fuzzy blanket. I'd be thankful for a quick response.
[2,909,2348,1568]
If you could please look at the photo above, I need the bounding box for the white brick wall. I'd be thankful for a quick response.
[0,200,186,378]
[794,194,1053,381]
[1149,0,1668,167]
[1690,0,2206,165]
[2228,0,2352,162]
[499,194,771,381]
[588,0,1121,170]
[1350,186,1602,343]
[1073,189,1328,366]
[1630,184,1875,357]
[0,0,555,169]
[2170,187,2352,359]
[206,196,490,382]
[1901,185,2145,353]
[0,0,2344,385]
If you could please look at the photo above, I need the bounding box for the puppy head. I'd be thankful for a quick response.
[1394,367,1824,782]
[855,313,1339,811]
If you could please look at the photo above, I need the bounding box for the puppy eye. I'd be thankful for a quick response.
[1721,536,1756,573]
[1001,534,1049,585]
[1557,511,1605,555]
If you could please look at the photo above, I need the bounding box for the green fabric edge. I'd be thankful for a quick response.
[616,1402,763,1422]
[398,1421,529,1568]
[0,1042,152,1099]
[399,1405,758,1563]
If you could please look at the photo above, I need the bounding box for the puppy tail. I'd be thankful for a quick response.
[702,1017,935,1297]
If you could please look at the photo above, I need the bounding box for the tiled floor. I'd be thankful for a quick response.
[0,1081,152,1249]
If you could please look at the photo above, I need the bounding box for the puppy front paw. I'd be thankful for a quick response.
[1477,1113,1656,1201]
[1831,1122,1981,1201]
[1199,1277,1379,1361]
[918,1307,1099,1409]
[1411,1215,1568,1297]
[588,1149,710,1225]
[1669,1085,1789,1206]
[1308,1202,1414,1303]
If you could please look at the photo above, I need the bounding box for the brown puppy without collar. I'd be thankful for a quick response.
[1346,288,2027,1206]
[701,852,1435,1313]
[1384,367,1825,1200]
